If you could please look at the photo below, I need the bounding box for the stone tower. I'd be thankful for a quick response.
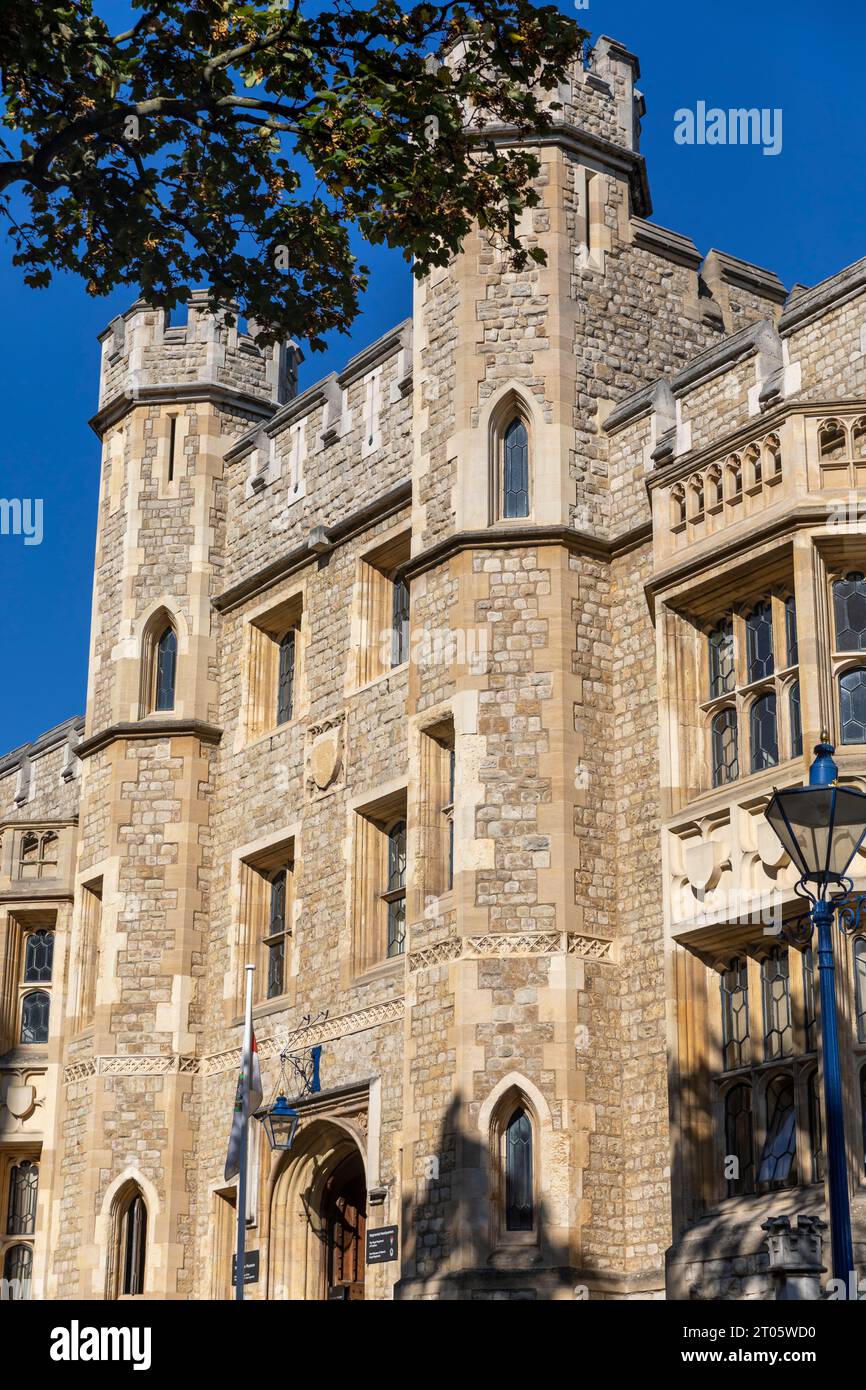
[51,296,294,1298]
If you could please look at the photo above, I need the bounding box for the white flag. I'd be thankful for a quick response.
[224,1032,263,1182]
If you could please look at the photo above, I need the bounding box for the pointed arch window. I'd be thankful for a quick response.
[839,668,866,744]
[504,1106,534,1231]
[711,707,738,787]
[723,1084,754,1196]
[501,417,529,520]
[23,930,54,984]
[120,1193,147,1297]
[2,1243,32,1300]
[20,990,49,1045]
[154,626,177,712]
[758,1074,797,1188]
[750,693,778,772]
[833,573,866,651]
[7,1160,38,1236]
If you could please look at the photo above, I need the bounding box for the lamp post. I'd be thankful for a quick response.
[764,737,866,1285]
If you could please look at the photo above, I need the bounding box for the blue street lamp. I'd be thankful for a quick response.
[257,1092,300,1152]
[765,737,866,1285]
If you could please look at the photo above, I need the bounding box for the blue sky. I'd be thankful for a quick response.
[1,0,864,751]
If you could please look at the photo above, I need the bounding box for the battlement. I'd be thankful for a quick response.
[95,289,300,429]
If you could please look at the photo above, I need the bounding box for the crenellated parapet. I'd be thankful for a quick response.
[95,289,300,429]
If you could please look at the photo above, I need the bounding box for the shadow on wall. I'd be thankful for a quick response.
[396,1093,587,1302]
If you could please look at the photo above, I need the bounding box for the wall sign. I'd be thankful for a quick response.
[231,1250,260,1284]
[366,1225,398,1265]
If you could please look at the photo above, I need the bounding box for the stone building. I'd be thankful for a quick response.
[2,36,866,1301]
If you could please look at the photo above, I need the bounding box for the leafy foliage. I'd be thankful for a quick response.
[0,1,586,346]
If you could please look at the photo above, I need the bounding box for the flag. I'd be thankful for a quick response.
[224,1032,263,1182]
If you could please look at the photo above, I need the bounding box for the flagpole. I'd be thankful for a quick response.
[235,962,255,1302]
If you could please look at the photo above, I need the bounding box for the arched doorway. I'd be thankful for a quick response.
[321,1150,366,1300]
[267,1118,367,1300]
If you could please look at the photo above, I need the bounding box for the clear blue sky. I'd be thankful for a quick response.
[1,0,864,751]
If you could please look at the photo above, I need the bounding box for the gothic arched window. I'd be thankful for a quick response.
[711,708,738,787]
[277,630,296,725]
[720,959,749,1071]
[154,626,177,711]
[750,693,778,772]
[120,1193,147,1297]
[839,668,866,744]
[760,946,792,1061]
[833,573,866,651]
[504,1107,534,1231]
[746,601,774,682]
[501,417,529,520]
[23,930,54,984]
[20,990,49,1045]
[807,1069,824,1184]
[723,1084,754,1196]
[758,1074,797,1188]
[2,1243,32,1300]
[708,620,735,698]
[7,1160,38,1236]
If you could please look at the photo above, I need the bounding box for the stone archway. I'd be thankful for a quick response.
[266,1118,367,1300]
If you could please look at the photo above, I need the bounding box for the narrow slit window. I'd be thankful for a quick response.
[277,630,296,725]
[504,1107,534,1231]
[167,415,177,483]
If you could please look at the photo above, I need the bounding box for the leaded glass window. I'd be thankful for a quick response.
[2,1243,32,1300]
[277,630,295,725]
[121,1194,147,1296]
[746,602,774,682]
[708,621,735,698]
[391,577,410,668]
[504,1107,533,1231]
[155,626,177,711]
[758,1074,797,1187]
[265,869,288,999]
[23,930,53,984]
[385,820,406,958]
[502,418,529,519]
[784,595,798,666]
[839,668,866,744]
[761,947,792,1061]
[724,1084,755,1196]
[855,936,866,1045]
[807,1069,824,1184]
[720,959,749,1070]
[803,946,818,1053]
[833,572,866,651]
[711,708,738,787]
[20,990,49,1045]
[7,1160,38,1236]
[789,681,802,759]
[750,693,778,772]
